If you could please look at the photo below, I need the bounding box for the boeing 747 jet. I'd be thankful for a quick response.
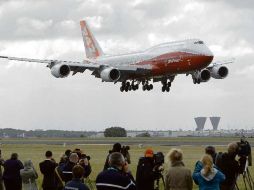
[0,20,233,92]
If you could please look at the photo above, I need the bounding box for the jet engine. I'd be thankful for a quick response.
[210,66,228,79]
[192,69,211,83]
[100,67,121,82]
[51,64,70,78]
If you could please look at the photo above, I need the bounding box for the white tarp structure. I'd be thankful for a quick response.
[194,117,207,131]
[210,117,221,130]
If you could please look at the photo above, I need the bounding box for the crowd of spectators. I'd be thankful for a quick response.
[0,141,246,190]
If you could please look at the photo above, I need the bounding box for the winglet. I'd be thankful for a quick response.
[80,20,104,59]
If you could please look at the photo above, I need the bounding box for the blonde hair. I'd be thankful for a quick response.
[166,148,183,165]
[228,142,238,154]
[201,154,213,176]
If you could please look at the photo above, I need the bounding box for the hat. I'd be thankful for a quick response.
[145,148,154,158]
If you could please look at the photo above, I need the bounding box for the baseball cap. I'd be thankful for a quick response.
[145,148,154,158]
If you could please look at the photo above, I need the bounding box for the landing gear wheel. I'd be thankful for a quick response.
[149,84,153,90]
[142,85,146,91]
[120,86,124,92]
[162,86,166,92]
[166,86,170,92]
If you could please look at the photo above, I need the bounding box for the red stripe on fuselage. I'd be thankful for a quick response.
[136,52,213,76]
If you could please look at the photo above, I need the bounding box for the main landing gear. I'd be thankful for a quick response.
[161,80,171,92]
[120,80,154,92]
[120,81,139,92]
[142,81,153,91]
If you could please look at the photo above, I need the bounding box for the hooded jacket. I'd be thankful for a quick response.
[192,161,225,190]
[20,160,38,190]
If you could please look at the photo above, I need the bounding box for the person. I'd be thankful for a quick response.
[215,142,241,190]
[64,165,89,190]
[121,146,131,164]
[62,153,79,183]
[193,154,225,190]
[39,150,58,190]
[79,154,92,178]
[0,150,4,190]
[205,146,217,164]
[136,148,157,190]
[164,148,193,190]
[3,153,24,190]
[103,143,122,171]
[20,160,38,190]
[96,152,136,190]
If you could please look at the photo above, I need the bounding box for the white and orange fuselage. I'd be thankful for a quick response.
[95,39,214,80]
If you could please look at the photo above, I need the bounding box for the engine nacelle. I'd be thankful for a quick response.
[210,66,228,79]
[100,67,121,82]
[193,69,211,83]
[51,64,70,78]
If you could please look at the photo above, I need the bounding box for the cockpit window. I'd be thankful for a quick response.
[194,41,204,44]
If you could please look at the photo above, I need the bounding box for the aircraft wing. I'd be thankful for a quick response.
[207,58,235,68]
[0,55,150,75]
[0,55,98,68]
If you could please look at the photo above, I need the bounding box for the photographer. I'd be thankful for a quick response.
[136,148,162,190]
[121,146,131,164]
[79,154,92,178]
[103,143,122,171]
[96,152,136,190]
[215,142,242,190]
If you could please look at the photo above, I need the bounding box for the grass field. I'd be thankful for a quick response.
[0,137,253,189]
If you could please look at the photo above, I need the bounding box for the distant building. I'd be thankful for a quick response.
[210,117,221,130]
[194,117,207,131]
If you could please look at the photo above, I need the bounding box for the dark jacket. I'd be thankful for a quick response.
[215,152,240,190]
[136,157,156,190]
[3,159,24,181]
[79,163,92,178]
[192,161,225,190]
[3,158,24,190]
[61,161,76,183]
[103,154,110,171]
[64,178,89,190]
[96,167,136,190]
[39,159,58,189]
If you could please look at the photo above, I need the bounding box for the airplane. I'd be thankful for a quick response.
[0,20,234,93]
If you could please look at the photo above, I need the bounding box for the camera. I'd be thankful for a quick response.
[237,138,252,171]
[81,153,91,161]
[237,139,251,157]
[154,152,164,166]
[121,146,130,157]
[121,146,131,164]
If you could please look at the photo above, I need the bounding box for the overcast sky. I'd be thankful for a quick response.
[0,0,253,131]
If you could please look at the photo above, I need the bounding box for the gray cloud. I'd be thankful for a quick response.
[0,0,253,131]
